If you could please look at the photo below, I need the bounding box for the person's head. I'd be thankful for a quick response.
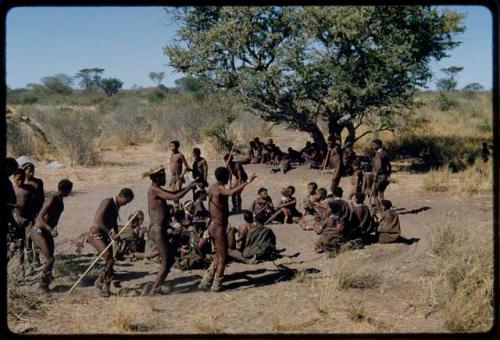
[116,188,134,206]
[266,139,273,145]
[130,210,145,228]
[223,153,234,163]
[280,187,290,197]
[194,189,207,201]
[287,185,295,195]
[12,168,25,186]
[371,139,383,150]
[169,140,180,152]
[355,193,365,204]
[333,186,343,198]
[317,188,327,199]
[242,210,254,223]
[254,211,267,225]
[250,141,255,148]
[58,179,73,197]
[184,200,195,214]
[305,141,312,148]
[352,160,361,170]
[258,187,268,198]
[254,137,260,144]
[329,201,342,216]
[382,200,393,211]
[150,168,166,186]
[307,182,318,194]
[192,147,201,158]
[22,162,35,179]
[5,157,18,176]
[214,167,230,184]
[482,142,488,149]
[173,209,185,223]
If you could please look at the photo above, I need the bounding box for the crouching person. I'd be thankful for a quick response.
[376,200,401,244]
[314,202,345,254]
[228,211,277,263]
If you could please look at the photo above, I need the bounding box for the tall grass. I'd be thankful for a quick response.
[422,214,493,332]
[423,161,492,194]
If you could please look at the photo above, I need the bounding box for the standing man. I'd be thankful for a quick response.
[328,136,344,195]
[224,153,249,214]
[371,139,391,207]
[169,140,190,210]
[22,162,45,272]
[30,179,73,292]
[11,169,35,278]
[87,188,135,297]
[145,166,198,295]
[198,167,257,292]
[5,158,19,260]
[191,147,208,197]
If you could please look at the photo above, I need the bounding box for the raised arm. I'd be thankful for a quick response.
[155,181,197,201]
[220,173,257,196]
[35,196,55,232]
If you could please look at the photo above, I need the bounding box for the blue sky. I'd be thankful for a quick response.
[6,6,493,90]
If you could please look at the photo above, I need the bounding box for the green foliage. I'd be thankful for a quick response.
[75,68,105,94]
[436,66,463,91]
[201,111,237,151]
[148,71,165,86]
[41,73,74,95]
[462,82,484,92]
[165,6,465,148]
[100,77,124,97]
[435,92,457,111]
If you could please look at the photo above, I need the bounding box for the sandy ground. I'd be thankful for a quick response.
[7,144,493,334]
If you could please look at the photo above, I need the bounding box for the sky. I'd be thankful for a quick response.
[6,6,493,90]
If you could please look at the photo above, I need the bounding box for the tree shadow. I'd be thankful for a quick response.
[113,270,151,283]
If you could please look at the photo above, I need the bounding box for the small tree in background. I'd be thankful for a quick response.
[41,73,74,95]
[149,71,165,87]
[462,82,484,92]
[436,66,463,91]
[100,78,124,97]
[76,68,105,94]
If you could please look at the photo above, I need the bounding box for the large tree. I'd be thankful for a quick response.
[41,73,74,95]
[75,68,105,94]
[100,77,123,97]
[165,6,464,151]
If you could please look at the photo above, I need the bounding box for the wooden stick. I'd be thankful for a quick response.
[225,130,241,167]
[321,148,331,175]
[68,211,140,294]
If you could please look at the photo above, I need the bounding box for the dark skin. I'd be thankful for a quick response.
[191,150,208,185]
[88,194,133,289]
[12,173,34,226]
[372,142,392,204]
[24,166,45,217]
[169,143,190,185]
[348,165,363,200]
[329,142,343,193]
[208,172,257,279]
[30,187,72,286]
[147,170,197,292]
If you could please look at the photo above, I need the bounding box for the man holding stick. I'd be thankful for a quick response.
[87,188,134,297]
[198,167,257,292]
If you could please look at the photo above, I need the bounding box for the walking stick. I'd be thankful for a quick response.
[225,130,241,167]
[68,211,140,294]
[321,148,331,175]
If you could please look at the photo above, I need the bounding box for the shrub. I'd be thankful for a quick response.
[423,167,451,192]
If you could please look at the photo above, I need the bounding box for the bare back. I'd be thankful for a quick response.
[208,183,229,226]
[148,185,170,227]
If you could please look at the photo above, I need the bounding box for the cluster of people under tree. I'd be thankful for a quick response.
[5,135,406,296]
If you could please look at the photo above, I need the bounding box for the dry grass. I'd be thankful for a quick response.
[423,161,492,194]
[111,297,155,333]
[423,167,452,192]
[346,303,373,323]
[332,255,380,290]
[421,215,493,332]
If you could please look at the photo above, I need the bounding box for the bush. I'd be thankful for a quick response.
[104,101,150,146]
[31,107,102,166]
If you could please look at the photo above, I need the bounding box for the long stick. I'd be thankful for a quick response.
[68,211,140,294]
[225,130,241,167]
[321,148,331,175]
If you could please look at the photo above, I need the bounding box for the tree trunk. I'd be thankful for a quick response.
[328,117,356,145]
[308,124,327,155]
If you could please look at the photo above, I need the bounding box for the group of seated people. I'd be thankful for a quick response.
[299,184,401,253]
[247,137,361,176]
[108,188,279,270]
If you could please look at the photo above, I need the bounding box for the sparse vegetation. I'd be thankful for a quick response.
[422,214,493,332]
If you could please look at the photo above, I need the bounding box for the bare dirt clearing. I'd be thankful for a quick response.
[8,144,493,334]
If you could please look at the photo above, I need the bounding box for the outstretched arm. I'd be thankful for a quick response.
[220,173,257,196]
[155,181,197,201]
